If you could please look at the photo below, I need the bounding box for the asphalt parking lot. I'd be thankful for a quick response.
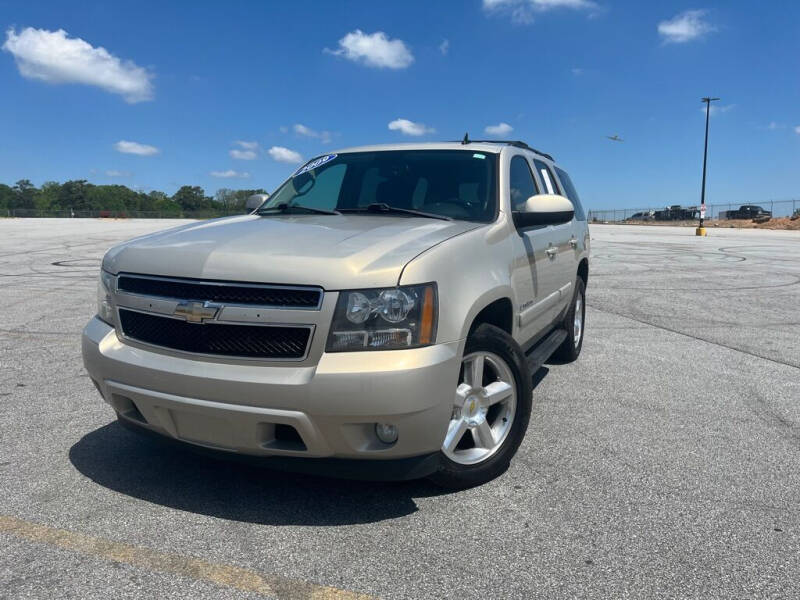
[1,219,798,599]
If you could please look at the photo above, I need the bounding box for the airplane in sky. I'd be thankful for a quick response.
[606,135,624,142]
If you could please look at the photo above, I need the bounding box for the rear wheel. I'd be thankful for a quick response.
[552,277,586,362]
[430,324,532,489]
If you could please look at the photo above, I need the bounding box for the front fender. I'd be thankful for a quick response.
[399,222,517,344]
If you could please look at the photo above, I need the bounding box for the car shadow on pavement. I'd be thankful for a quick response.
[69,421,452,526]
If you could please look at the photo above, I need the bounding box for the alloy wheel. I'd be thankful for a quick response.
[573,291,584,348]
[442,351,517,465]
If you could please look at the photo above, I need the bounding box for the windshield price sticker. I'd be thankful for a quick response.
[293,154,337,177]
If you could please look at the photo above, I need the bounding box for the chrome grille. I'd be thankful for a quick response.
[117,274,322,309]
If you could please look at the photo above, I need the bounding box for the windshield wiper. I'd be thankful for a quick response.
[257,203,340,216]
[339,203,452,221]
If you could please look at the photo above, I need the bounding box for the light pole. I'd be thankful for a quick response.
[697,96,719,236]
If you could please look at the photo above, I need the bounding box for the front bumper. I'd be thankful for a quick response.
[82,317,462,475]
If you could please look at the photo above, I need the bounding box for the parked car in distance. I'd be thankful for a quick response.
[719,205,772,220]
[654,205,700,221]
[82,140,590,488]
[626,210,655,221]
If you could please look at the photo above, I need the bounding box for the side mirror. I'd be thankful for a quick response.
[512,194,574,228]
[246,194,269,211]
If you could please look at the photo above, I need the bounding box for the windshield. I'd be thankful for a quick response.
[260,150,498,222]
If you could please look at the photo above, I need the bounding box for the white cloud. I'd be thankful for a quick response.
[234,140,258,150]
[483,0,595,8]
[230,149,257,160]
[229,140,259,160]
[2,27,153,103]
[439,39,450,55]
[293,123,332,144]
[766,121,783,130]
[658,10,716,44]
[210,169,250,178]
[268,146,303,164]
[325,30,413,69]
[279,126,289,134]
[485,122,514,136]
[114,140,160,156]
[388,118,435,136]
[795,126,800,135]
[293,124,314,137]
[533,0,595,7]
[483,0,598,24]
[105,170,131,177]
[701,103,734,117]
[571,67,583,76]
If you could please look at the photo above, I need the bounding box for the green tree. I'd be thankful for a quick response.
[91,184,149,212]
[34,181,60,211]
[147,190,181,215]
[147,190,168,203]
[214,188,236,211]
[57,180,93,211]
[86,185,125,212]
[0,183,13,211]
[12,179,37,209]
[172,186,211,212]
[1,179,248,216]
[142,190,168,211]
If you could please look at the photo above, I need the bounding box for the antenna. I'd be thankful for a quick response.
[461,132,470,145]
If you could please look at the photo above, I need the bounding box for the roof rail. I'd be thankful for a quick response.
[454,138,554,161]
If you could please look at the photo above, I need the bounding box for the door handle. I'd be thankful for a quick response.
[545,247,557,258]
[569,237,578,249]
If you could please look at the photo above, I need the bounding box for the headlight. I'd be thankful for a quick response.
[326,284,437,351]
[97,270,117,325]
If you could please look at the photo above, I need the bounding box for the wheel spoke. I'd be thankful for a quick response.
[454,383,471,407]
[465,355,484,387]
[574,293,583,346]
[484,381,513,406]
[443,419,468,452]
[472,421,495,449]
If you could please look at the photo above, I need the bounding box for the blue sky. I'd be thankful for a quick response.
[1,0,798,209]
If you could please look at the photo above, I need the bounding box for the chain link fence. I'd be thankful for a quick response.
[588,199,799,223]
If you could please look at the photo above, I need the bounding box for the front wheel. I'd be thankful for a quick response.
[429,324,532,489]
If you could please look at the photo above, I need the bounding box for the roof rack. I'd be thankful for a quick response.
[456,135,554,161]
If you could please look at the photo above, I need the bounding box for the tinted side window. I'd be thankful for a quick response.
[509,156,538,211]
[533,159,561,196]
[554,166,586,221]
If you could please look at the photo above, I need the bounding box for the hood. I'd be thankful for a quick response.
[103,214,482,289]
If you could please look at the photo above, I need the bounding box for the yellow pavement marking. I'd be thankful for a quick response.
[0,515,376,600]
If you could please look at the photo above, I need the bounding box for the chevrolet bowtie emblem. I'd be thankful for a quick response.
[173,301,220,323]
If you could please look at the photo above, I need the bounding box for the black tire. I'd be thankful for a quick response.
[429,323,532,489]
[552,277,586,362]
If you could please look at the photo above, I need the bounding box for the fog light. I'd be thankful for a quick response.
[375,423,398,444]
